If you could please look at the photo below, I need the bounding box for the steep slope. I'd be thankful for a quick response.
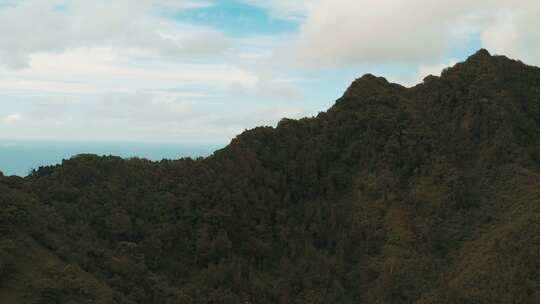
[2,49,540,303]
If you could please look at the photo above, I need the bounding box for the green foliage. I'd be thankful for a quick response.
[2,50,540,303]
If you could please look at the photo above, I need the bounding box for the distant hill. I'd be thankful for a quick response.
[2,49,540,303]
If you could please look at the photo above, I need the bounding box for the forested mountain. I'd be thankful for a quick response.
[2,49,540,303]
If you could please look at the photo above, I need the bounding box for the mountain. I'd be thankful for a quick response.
[2,49,540,303]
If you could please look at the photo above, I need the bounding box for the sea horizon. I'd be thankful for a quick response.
[0,139,224,177]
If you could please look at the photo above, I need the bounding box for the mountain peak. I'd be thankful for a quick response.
[456,48,497,70]
[434,48,516,84]
[351,73,390,88]
[468,48,492,60]
[343,73,402,98]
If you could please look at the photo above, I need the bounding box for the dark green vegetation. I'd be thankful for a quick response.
[2,50,540,303]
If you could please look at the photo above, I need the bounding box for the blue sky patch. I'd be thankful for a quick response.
[161,0,299,37]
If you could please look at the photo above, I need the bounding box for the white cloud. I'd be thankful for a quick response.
[0,0,230,69]
[0,42,303,143]
[205,105,309,136]
[295,0,540,67]
[0,89,308,143]
[0,47,258,95]
[1,113,22,124]
[296,0,463,67]
[480,2,540,65]
[4,0,539,145]
[0,0,317,144]
[418,59,459,79]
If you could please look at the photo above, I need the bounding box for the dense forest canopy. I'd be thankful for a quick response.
[2,49,540,303]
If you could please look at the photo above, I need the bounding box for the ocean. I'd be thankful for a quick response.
[0,140,224,177]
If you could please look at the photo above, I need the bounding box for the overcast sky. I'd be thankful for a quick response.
[1,0,539,144]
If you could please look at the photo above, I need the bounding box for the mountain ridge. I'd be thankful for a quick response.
[2,49,540,303]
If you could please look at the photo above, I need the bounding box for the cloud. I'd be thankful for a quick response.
[0,88,308,143]
[88,92,201,123]
[206,105,309,135]
[0,0,230,68]
[1,114,22,124]
[295,0,540,68]
[480,2,540,65]
[296,0,465,67]
[4,0,538,145]
[0,0,317,144]
[0,47,258,95]
[417,59,459,79]
[0,43,304,143]
[157,28,232,57]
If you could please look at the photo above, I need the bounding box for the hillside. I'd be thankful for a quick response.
[2,49,540,303]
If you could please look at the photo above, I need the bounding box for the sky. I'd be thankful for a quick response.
[1,0,539,144]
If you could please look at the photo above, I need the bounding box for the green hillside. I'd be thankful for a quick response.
[2,49,540,303]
